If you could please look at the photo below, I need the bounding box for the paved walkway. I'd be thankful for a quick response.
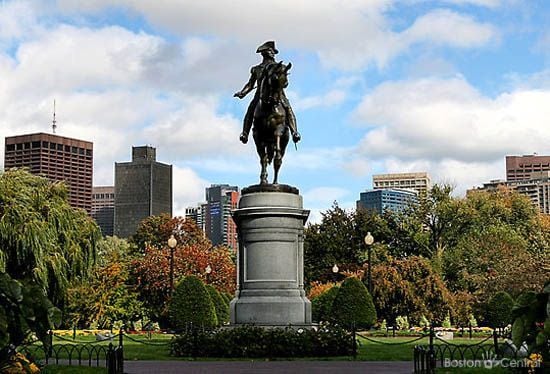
[123,360,414,373]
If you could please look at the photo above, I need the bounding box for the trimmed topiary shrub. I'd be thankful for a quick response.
[206,285,229,325]
[169,275,217,329]
[331,277,376,329]
[486,291,515,328]
[311,286,339,323]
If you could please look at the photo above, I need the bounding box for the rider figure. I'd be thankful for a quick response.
[234,41,300,144]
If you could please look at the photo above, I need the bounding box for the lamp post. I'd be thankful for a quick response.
[205,264,212,283]
[167,234,177,295]
[364,232,374,295]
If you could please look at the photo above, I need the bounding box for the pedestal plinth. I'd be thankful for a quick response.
[230,185,311,325]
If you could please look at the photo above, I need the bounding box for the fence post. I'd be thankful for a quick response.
[119,328,123,349]
[48,330,53,359]
[428,323,435,373]
[493,329,499,358]
[73,325,76,340]
[392,325,396,338]
[351,322,357,360]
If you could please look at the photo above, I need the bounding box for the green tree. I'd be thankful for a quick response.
[371,256,453,324]
[66,236,143,328]
[485,291,514,328]
[331,277,376,329]
[169,276,217,329]
[304,203,390,284]
[0,169,100,360]
[206,285,229,325]
[311,285,340,323]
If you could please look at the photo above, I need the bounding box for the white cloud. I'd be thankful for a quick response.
[442,0,501,8]
[56,0,498,71]
[172,166,210,217]
[303,186,353,224]
[291,89,347,111]
[401,9,497,49]
[142,97,244,158]
[354,77,550,162]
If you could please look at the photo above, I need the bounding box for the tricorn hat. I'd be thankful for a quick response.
[256,41,278,54]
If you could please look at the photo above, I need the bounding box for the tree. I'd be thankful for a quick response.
[206,285,229,325]
[311,285,339,323]
[331,277,376,329]
[130,238,235,322]
[169,276,217,329]
[304,203,390,284]
[0,169,100,360]
[65,237,144,328]
[485,291,514,328]
[371,256,453,324]
[130,214,209,253]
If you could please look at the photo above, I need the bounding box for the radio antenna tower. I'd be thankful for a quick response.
[52,99,57,134]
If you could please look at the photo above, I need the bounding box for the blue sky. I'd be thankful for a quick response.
[0,0,549,222]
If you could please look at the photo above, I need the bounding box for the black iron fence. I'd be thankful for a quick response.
[17,330,125,374]
[412,325,529,374]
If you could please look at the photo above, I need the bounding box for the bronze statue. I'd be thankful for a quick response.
[234,41,300,185]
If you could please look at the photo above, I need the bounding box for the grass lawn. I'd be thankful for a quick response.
[24,334,500,362]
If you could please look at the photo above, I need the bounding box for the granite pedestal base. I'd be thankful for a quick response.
[230,185,312,326]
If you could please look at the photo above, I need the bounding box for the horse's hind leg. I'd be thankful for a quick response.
[260,149,269,184]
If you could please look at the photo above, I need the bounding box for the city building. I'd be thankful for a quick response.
[4,132,93,212]
[204,184,239,249]
[506,154,550,182]
[472,171,550,214]
[185,203,207,232]
[356,188,418,214]
[114,146,172,238]
[373,172,431,194]
[91,186,115,236]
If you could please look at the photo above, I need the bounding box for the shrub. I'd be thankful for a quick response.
[442,313,451,328]
[419,315,430,328]
[206,285,229,325]
[331,277,376,329]
[485,291,514,328]
[169,276,217,329]
[311,286,339,323]
[171,325,353,358]
[395,315,409,330]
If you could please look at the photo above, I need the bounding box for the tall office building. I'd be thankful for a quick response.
[114,146,172,238]
[373,172,431,194]
[357,188,418,214]
[4,132,93,212]
[506,154,550,182]
[91,186,115,236]
[204,184,239,249]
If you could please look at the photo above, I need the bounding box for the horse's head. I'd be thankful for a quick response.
[264,61,292,94]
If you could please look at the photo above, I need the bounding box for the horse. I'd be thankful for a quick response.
[252,61,292,185]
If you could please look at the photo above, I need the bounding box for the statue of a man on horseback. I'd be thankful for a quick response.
[234,41,301,185]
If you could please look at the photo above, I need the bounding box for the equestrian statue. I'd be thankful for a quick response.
[234,41,300,185]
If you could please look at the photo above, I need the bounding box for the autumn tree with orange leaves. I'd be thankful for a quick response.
[129,215,236,322]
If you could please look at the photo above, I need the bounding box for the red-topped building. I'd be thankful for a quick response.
[4,132,93,212]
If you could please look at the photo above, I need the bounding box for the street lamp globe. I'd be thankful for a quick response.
[364,232,374,246]
[167,234,177,248]
[332,264,339,273]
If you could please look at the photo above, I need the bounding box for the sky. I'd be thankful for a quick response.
[0,0,549,222]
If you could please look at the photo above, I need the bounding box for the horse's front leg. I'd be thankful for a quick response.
[273,135,282,184]
[260,147,269,184]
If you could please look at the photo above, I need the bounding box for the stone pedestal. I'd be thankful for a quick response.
[230,185,311,325]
